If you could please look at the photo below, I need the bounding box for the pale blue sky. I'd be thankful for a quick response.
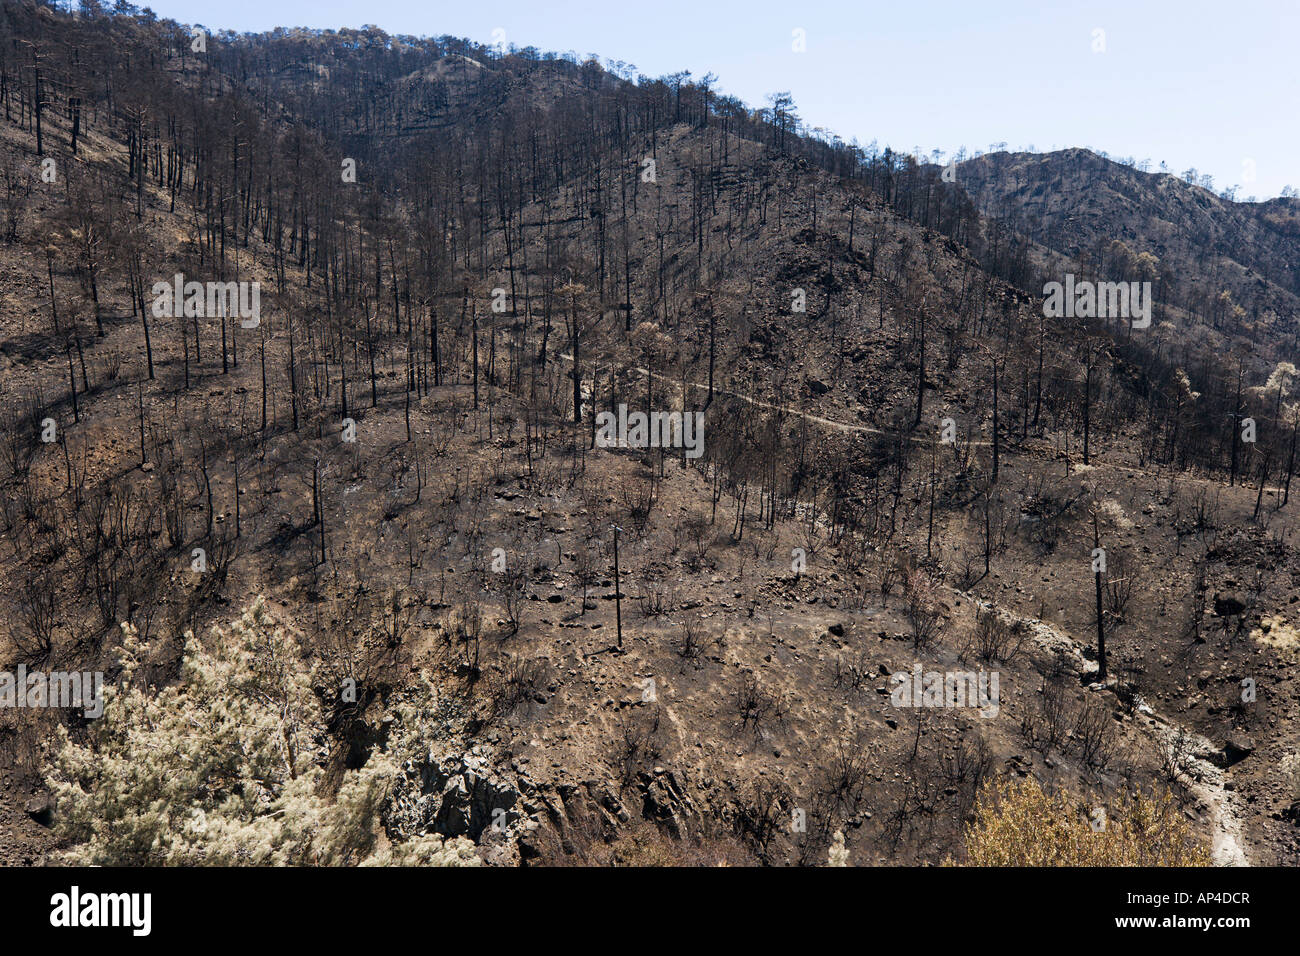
[130,0,1297,199]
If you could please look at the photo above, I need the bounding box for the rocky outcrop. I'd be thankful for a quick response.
[383,738,709,864]
[638,768,700,840]
[385,749,525,846]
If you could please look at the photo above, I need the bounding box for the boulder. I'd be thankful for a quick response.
[1222,734,1254,765]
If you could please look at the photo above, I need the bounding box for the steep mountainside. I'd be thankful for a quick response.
[958,148,1300,339]
[1,1,1299,866]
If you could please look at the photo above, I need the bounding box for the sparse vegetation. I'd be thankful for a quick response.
[954,778,1211,866]
[46,599,478,866]
[0,1,1294,872]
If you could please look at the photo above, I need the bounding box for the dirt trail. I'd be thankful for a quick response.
[696,361,1254,863]
[966,595,1249,866]
[566,352,1252,863]
[570,354,1250,493]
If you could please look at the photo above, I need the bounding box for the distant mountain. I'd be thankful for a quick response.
[957,148,1300,340]
[3,1,1300,868]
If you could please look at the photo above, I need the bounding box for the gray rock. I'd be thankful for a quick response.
[1223,734,1254,764]
[24,794,52,827]
[385,752,523,842]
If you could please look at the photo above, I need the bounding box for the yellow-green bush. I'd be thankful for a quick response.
[953,777,1210,867]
